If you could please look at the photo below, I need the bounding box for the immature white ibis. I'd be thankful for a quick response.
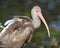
[0,6,50,48]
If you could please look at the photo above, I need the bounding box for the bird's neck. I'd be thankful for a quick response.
[32,14,41,29]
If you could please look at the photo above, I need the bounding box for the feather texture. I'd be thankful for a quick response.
[0,16,34,48]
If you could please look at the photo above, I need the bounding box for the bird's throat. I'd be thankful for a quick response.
[32,15,41,29]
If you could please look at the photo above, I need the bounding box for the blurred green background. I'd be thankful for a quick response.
[0,0,60,48]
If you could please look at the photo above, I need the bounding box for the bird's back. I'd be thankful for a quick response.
[0,16,34,48]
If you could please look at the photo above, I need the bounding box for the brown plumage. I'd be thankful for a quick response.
[0,16,34,48]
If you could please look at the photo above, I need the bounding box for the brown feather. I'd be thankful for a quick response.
[0,16,35,48]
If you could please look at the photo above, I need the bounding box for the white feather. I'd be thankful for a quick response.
[4,19,13,26]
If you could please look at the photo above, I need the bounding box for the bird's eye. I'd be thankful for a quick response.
[36,10,38,13]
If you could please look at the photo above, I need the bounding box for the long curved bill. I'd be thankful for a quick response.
[37,10,50,37]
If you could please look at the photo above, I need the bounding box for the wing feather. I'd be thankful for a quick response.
[0,16,34,48]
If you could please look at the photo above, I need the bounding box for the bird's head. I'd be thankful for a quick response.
[31,6,50,37]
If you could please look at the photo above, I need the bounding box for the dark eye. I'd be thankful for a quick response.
[36,10,38,12]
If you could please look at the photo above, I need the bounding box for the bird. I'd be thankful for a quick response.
[0,6,50,48]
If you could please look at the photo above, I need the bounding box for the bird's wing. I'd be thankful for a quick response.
[12,28,33,48]
[0,18,22,40]
[0,26,33,48]
[0,17,34,48]
[0,19,14,40]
